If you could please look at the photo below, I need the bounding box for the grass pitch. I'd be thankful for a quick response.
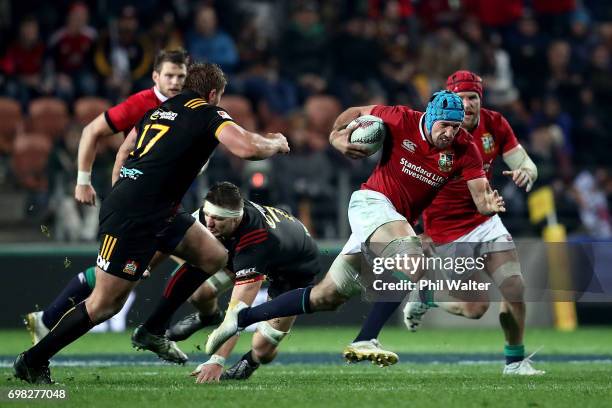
[1,327,611,408]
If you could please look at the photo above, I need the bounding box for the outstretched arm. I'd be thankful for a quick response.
[502,145,538,192]
[75,113,117,205]
[193,280,263,383]
[329,105,376,159]
[467,177,506,216]
[217,123,289,160]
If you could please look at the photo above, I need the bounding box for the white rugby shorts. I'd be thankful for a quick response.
[341,190,407,255]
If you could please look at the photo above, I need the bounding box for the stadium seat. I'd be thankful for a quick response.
[28,97,70,141]
[0,98,23,155]
[304,95,341,135]
[10,133,52,191]
[74,97,112,125]
[219,95,257,132]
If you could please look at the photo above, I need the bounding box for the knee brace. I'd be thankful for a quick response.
[203,270,234,294]
[491,261,522,288]
[256,321,289,346]
[379,236,424,278]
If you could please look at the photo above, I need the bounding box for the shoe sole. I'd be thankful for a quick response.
[343,348,399,367]
[23,314,39,345]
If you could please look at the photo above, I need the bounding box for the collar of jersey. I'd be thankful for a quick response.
[153,86,168,102]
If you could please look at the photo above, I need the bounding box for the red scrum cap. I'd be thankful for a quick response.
[446,70,483,98]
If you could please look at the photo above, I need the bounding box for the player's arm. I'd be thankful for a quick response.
[75,113,117,205]
[194,279,263,383]
[217,123,289,160]
[329,105,377,159]
[502,145,538,192]
[111,128,137,186]
[467,178,506,216]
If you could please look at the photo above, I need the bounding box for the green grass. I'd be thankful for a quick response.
[2,364,611,408]
[1,328,611,408]
[2,327,612,355]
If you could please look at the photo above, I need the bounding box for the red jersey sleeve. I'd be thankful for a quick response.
[104,89,157,134]
[461,141,486,181]
[497,114,520,153]
[370,105,411,140]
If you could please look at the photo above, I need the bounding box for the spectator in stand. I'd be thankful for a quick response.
[148,10,184,52]
[462,0,523,33]
[330,16,384,106]
[240,53,299,117]
[271,112,333,236]
[186,5,238,73]
[574,169,612,238]
[0,16,50,106]
[532,0,577,37]
[545,40,584,113]
[530,95,574,155]
[506,12,549,103]
[277,2,331,100]
[420,24,470,90]
[48,2,97,102]
[588,44,612,106]
[94,6,154,101]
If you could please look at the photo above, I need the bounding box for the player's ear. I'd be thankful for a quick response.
[152,69,159,84]
[207,89,217,103]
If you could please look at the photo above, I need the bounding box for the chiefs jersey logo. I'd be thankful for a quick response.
[438,152,454,172]
[481,133,495,154]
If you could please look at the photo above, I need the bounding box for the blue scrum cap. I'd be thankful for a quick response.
[424,90,465,133]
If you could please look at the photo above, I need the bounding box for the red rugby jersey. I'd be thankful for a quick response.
[422,108,520,244]
[362,105,485,224]
[104,87,165,134]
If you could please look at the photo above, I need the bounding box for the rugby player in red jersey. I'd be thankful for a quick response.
[403,71,543,375]
[24,49,190,347]
[205,90,506,361]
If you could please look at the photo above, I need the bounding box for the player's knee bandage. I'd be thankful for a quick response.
[256,321,289,346]
[84,266,96,289]
[203,270,233,294]
[329,255,362,297]
[379,236,424,277]
[491,261,522,288]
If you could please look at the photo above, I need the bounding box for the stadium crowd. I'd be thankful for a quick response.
[0,0,611,241]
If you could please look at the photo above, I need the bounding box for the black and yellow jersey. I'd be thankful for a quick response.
[196,201,319,284]
[106,91,235,218]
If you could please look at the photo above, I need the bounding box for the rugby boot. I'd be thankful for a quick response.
[503,349,545,376]
[14,353,54,384]
[131,325,188,364]
[24,311,50,345]
[402,289,433,332]
[166,310,224,342]
[205,302,248,354]
[220,358,260,380]
[343,339,399,367]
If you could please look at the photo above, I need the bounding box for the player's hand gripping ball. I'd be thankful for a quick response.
[347,115,386,157]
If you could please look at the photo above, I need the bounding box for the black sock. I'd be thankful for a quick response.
[237,286,313,328]
[42,272,93,329]
[25,302,94,366]
[243,350,260,367]
[353,301,402,342]
[143,263,207,335]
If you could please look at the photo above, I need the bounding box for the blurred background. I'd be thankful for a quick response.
[0,0,611,329]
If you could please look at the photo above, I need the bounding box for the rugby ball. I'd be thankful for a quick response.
[348,115,385,155]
